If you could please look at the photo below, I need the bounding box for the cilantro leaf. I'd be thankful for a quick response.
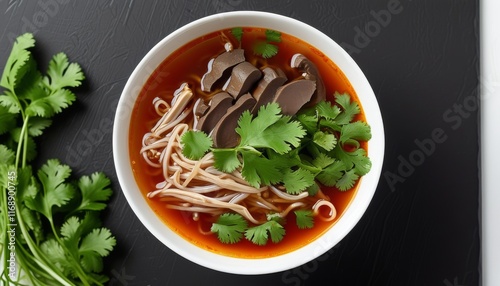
[238,104,305,154]
[312,153,335,169]
[265,29,282,43]
[60,216,82,243]
[336,169,359,191]
[212,148,240,173]
[24,134,38,162]
[245,220,285,245]
[56,213,115,279]
[331,145,372,176]
[267,220,285,243]
[241,150,282,188]
[0,144,15,164]
[253,41,279,59]
[44,52,85,90]
[334,92,360,125]
[181,130,213,160]
[282,168,315,194]
[237,104,282,146]
[350,148,372,176]
[80,228,116,256]
[211,213,248,244]
[339,121,372,144]
[267,148,302,171]
[316,100,341,120]
[25,159,74,219]
[0,105,17,134]
[25,88,76,118]
[319,118,341,132]
[72,172,113,214]
[20,206,44,243]
[244,223,268,246]
[28,116,52,137]
[306,182,320,196]
[61,212,102,251]
[79,228,116,272]
[231,27,243,42]
[295,210,314,229]
[316,160,346,187]
[263,117,306,152]
[313,130,337,151]
[0,90,22,114]
[0,33,36,90]
[16,72,45,102]
[40,239,70,276]
[296,112,318,134]
[14,166,37,200]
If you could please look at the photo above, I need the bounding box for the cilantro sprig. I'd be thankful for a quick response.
[211,213,285,245]
[296,92,372,190]
[182,103,306,188]
[0,33,115,285]
[210,213,247,244]
[294,210,314,229]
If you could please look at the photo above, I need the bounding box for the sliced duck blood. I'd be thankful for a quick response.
[212,93,256,148]
[251,67,287,114]
[196,92,234,134]
[223,61,262,99]
[194,98,210,117]
[200,49,245,92]
[273,79,316,116]
[290,53,326,105]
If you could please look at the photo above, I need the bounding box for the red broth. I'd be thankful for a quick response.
[129,27,367,258]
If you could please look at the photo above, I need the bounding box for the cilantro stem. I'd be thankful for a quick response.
[1,181,10,284]
[14,106,28,170]
[15,206,74,286]
[15,246,49,285]
[47,219,100,286]
[21,115,30,169]
[239,146,261,155]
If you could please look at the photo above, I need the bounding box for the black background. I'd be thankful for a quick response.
[0,0,480,285]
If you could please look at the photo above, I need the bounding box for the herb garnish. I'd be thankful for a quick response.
[231,27,243,43]
[181,92,371,245]
[210,213,247,244]
[253,29,281,59]
[294,210,314,229]
[211,213,285,245]
[182,93,371,193]
[230,27,282,59]
[0,33,115,285]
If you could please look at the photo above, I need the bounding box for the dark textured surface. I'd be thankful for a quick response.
[0,0,480,285]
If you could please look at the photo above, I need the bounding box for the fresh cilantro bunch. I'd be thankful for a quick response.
[182,94,371,194]
[181,92,372,245]
[296,92,372,191]
[0,33,115,285]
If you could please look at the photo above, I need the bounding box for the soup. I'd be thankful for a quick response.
[129,27,370,258]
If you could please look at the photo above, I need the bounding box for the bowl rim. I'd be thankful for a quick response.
[113,10,385,275]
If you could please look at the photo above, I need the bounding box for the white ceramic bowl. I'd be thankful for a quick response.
[113,11,384,275]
